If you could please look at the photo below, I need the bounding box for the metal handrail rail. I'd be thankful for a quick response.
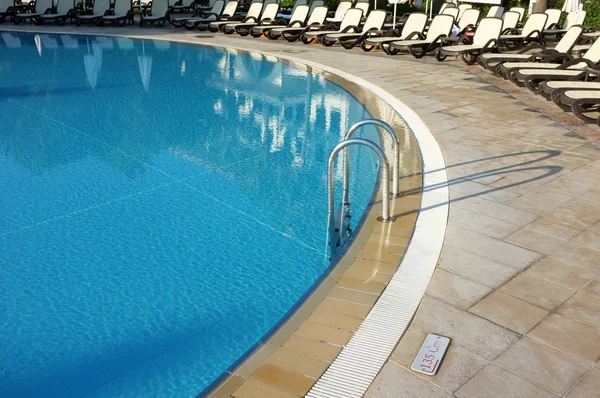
[343,119,400,204]
[328,137,395,258]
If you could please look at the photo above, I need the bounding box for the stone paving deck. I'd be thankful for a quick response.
[2,25,600,398]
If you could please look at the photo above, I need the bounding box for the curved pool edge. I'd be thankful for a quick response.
[0,27,448,397]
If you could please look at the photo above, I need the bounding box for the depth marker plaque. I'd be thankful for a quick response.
[410,333,451,376]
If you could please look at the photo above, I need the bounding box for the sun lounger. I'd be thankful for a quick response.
[36,0,74,25]
[139,0,169,26]
[544,8,562,30]
[457,3,471,19]
[539,80,600,101]
[172,0,225,28]
[326,0,351,23]
[437,17,503,64]
[223,2,279,34]
[75,0,110,25]
[388,13,454,58]
[510,6,525,23]
[544,10,586,37]
[455,8,479,35]
[0,0,17,23]
[479,25,583,71]
[170,0,195,13]
[487,5,504,18]
[322,9,387,49]
[441,6,459,21]
[501,11,521,33]
[208,1,262,32]
[362,12,428,52]
[250,4,308,37]
[266,5,327,41]
[13,0,53,24]
[498,12,547,48]
[557,89,600,123]
[98,0,133,26]
[302,7,363,44]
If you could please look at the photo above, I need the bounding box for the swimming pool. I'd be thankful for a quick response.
[0,33,381,397]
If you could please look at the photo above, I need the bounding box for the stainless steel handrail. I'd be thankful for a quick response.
[343,119,401,204]
[328,137,395,258]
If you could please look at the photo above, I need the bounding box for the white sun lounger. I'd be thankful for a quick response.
[172,0,225,28]
[209,1,262,31]
[325,1,351,23]
[37,0,74,25]
[362,12,428,52]
[388,13,454,58]
[498,12,547,47]
[13,0,54,23]
[223,2,279,34]
[99,0,133,26]
[266,5,327,41]
[544,10,586,37]
[139,0,169,26]
[557,89,600,123]
[487,5,504,18]
[302,7,363,44]
[437,17,503,64]
[250,4,308,37]
[75,0,110,25]
[322,9,387,49]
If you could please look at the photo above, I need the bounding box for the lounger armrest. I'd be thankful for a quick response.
[543,52,573,63]
[482,39,498,51]
[557,58,596,69]
[546,23,559,30]
[257,18,274,26]
[516,43,547,54]
[405,31,424,40]
[524,30,542,40]
[341,25,358,33]
[288,20,304,27]
[430,34,447,47]
[242,16,257,23]
[502,28,520,35]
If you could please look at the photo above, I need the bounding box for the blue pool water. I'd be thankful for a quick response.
[0,32,380,397]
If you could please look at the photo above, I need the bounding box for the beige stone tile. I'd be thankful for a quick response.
[448,207,522,239]
[337,274,388,295]
[294,322,353,347]
[425,269,492,310]
[327,286,379,306]
[449,180,520,204]
[551,242,600,272]
[528,313,600,363]
[526,216,585,241]
[566,367,600,397]
[504,228,567,255]
[451,196,539,227]
[500,272,575,310]
[557,292,600,330]
[470,291,549,334]
[307,309,364,332]
[542,206,600,231]
[445,225,543,271]
[232,379,297,398]
[494,337,591,395]
[388,325,489,393]
[265,348,329,379]
[281,335,341,363]
[313,297,371,319]
[529,257,597,290]
[251,364,314,396]
[413,296,521,361]
[366,363,453,398]
[582,276,600,299]
[571,229,600,252]
[455,364,557,398]
[437,245,516,288]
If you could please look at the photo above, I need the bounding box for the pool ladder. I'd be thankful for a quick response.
[328,119,401,258]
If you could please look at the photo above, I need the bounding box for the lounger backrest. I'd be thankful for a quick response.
[289,4,308,23]
[151,0,169,16]
[510,7,525,22]
[400,12,427,39]
[439,2,455,14]
[361,9,386,31]
[35,0,54,13]
[582,34,600,63]
[339,8,363,31]
[426,14,454,40]
[208,0,224,15]
[561,11,579,30]
[544,9,561,29]
[501,11,519,30]
[487,5,503,18]
[289,0,307,16]
[246,1,264,19]
[442,7,459,21]
[333,1,352,20]
[577,10,587,25]
[56,0,74,14]
[472,17,502,46]
[308,0,323,15]
[222,0,239,17]
[264,0,278,4]
[522,13,547,37]
[260,2,278,20]
[306,5,327,24]
[0,0,12,12]
[554,25,583,53]
[354,1,369,16]
[458,8,479,30]
[458,3,471,19]
[113,0,131,16]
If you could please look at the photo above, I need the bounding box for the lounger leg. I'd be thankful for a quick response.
[572,99,600,123]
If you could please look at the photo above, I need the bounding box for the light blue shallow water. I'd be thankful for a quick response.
[0,32,380,397]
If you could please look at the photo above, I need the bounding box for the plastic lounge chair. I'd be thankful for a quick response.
[362,12,428,52]
[500,10,520,33]
[437,17,503,64]
[208,1,262,31]
[139,0,169,26]
[276,0,306,20]
[354,0,369,19]
[455,8,479,35]
[172,0,224,27]
[555,89,600,123]
[98,0,133,26]
[301,7,363,44]
[544,8,562,30]
[510,7,525,22]
[266,5,327,41]
[13,0,54,24]
[326,0,351,23]
[188,1,238,30]
[0,0,17,22]
[544,11,586,37]
[479,25,583,71]
[439,2,455,14]
[457,3,471,20]
[487,5,504,19]
[498,12,547,48]
[36,0,74,25]
[170,0,195,13]
[322,9,387,49]
[387,13,454,58]
[224,2,279,35]
[441,6,458,21]
[75,0,110,25]
[539,80,600,101]
[250,4,308,37]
